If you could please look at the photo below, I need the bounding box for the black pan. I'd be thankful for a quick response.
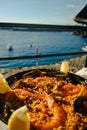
[0,68,86,125]
[6,68,86,86]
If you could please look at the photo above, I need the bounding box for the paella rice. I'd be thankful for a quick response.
[0,69,87,130]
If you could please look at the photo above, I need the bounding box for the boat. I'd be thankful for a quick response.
[82,44,87,52]
[7,44,13,51]
[28,43,32,47]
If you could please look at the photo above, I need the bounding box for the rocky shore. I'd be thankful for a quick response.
[0,55,86,78]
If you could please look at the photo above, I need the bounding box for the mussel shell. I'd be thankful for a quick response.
[74,95,87,116]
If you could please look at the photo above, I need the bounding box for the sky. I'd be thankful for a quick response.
[0,0,86,25]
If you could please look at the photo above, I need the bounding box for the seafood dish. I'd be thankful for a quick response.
[0,69,87,130]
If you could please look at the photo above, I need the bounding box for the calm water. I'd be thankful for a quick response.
[0,29,87,68]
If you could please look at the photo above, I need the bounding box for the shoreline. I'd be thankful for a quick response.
[0,55,86,78]
[0,23,87,32]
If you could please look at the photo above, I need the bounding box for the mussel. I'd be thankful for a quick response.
[74,95,87,116]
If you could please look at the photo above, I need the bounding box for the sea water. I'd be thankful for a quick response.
[0,29,87,68]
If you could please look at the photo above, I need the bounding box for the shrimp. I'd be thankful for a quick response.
[13,88,35,100]
[0,88,35,111]
[61,83,81,96]
[0,88,36,119]
[33,90,67,130]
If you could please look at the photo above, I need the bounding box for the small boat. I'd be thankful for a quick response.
[28,43,32,47]
[82,44,87,52]
[7,44,13,51]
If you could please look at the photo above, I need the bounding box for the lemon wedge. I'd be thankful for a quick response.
[8,105,30,130]
[60,61,69,74]
[0,74,10,94]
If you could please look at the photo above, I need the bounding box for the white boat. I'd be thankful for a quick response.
[82,44,87,52]
[28,43,32,47]
[7,44,13,51]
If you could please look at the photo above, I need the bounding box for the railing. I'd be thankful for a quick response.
[0,52,87,60]
[0,51,87,67]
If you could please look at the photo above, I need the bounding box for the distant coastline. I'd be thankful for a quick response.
[0,22,87,32]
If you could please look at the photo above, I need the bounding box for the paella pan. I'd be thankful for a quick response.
[0,68,87,130]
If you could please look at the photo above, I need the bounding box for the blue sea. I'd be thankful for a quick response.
[0,29,87,68]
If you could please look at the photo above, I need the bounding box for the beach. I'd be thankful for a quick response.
[0,55,86,78]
